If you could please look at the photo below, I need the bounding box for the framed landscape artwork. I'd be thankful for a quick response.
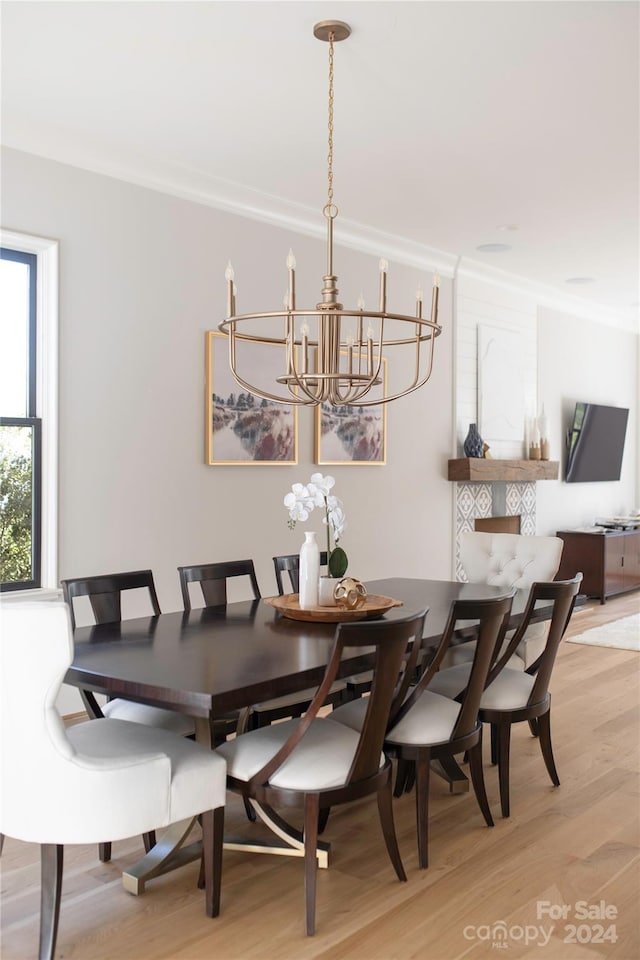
[314,357,387,465]
[205,332,298,465]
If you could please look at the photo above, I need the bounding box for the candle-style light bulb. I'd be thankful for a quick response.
[346,333,355,347]
[379,258,389,273]
[357,293,365,311]
[433,272,440,287]
[225,261,235,282]
[283,291,289,309]
[367,324,374,340]
[286,249,296,270]
[301,322,310,336]
[416,284,423,302]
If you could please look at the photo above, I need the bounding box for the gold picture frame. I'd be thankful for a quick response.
[314,357,387,465]
[205,332,298,465]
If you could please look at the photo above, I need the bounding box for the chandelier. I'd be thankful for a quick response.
[218,20,441,407]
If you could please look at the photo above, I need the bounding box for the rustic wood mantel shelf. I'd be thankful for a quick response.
[447,459,559,482]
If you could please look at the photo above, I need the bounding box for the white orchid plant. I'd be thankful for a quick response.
[284,473,348,578]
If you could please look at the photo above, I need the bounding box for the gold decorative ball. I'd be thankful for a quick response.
[334,577,367,610]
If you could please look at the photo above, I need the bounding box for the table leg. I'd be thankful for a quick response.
[121,717,330,896]
[223,801,330,869]
[122,819,201,895]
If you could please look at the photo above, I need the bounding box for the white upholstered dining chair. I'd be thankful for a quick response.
[445,531,564,669]
[0,602,226,960]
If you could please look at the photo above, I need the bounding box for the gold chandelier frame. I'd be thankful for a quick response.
[218,20,441,407]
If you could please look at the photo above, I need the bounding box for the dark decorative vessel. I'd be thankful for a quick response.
[463,423,484,458]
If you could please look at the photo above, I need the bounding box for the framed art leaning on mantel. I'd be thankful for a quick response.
[205,332,298,465]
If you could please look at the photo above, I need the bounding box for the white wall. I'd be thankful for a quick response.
[1,147,454,715]
[456,272,538,459]
[453,269,638,538]
[536,308,638,534]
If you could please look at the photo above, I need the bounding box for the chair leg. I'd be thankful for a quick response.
[537,709,560,787]
[303,794,320,936]
[393,758,410,797]
[201,806,224,918]
[414,752,431,869]
[243,798,257,823]
[318,807,331,834]
[490,723,498,765]
[376,778,407,882]
[528,718,539,738]
[98,842,111,862]
[467,736,494,828]
[404,761,416,795]
[39,844,63,960]
[497,722,512,818]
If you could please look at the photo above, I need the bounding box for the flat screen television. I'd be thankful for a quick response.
[565,402,629,482]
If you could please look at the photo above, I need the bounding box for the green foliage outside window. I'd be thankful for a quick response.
[0,426,33,583]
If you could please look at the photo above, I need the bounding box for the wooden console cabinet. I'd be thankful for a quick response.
[556,528,640,603]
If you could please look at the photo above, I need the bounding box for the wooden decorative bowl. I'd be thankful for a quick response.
[265,593,403,623]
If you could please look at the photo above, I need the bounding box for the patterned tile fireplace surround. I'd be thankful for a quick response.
[455,481,536,580]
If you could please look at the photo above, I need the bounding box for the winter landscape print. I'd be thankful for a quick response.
[206,333,297,465]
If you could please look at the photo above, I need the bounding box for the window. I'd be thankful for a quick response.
[0,231,58,593]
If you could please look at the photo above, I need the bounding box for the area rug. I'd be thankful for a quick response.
[565,613,640,651]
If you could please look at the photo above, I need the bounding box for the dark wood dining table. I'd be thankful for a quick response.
[65,577,551,893]
[67,577,544,722]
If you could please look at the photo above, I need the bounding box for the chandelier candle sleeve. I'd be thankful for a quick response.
[379,259,388,312]
[287,249,296,311]
[431,275,439,326]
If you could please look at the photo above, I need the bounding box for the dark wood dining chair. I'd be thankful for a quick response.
[429,574,583,817]
[273,552,371,699]
[178,559,261,611]
[61,569,195,862]
[61,568,192,734]
[332,593,515,868]
[273,551,328,594]
[216,609,428,935]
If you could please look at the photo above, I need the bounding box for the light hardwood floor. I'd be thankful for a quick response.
[2,593,639,960]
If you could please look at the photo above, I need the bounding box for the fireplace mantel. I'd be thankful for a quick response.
[448,458,559,482]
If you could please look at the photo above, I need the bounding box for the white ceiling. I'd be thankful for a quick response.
[2,1,638,328]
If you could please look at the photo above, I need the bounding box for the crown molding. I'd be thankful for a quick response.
[456,258,639,334]
[4,140,637,334]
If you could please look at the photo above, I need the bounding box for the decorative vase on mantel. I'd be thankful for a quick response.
[463,423,484,458]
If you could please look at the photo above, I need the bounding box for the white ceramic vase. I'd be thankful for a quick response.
[299,531,319,609]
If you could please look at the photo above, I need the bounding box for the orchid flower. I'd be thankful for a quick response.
[284,473,348,577]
